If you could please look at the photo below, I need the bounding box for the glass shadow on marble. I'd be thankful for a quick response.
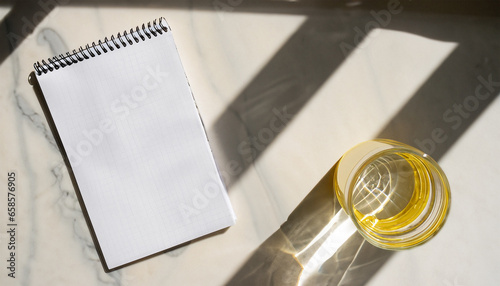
[225,164,392,286]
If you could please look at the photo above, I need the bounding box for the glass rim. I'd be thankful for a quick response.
[335,140,451,250]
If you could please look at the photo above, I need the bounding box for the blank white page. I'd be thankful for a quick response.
[36,24,235,270]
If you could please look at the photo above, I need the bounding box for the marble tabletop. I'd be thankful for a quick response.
[1,1,499,285]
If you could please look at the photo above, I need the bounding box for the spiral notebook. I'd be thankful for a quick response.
[30,17,235,272]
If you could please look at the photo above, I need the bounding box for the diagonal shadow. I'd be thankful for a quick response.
[1,0,499,73]
[207,14,375,188]
[224,8,500,286]
[0,0,56,66]
[4,1,499,183]
[376,13,500,160]
[208,2,500,188]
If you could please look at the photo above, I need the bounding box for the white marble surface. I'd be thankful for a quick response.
[1,2,499,286]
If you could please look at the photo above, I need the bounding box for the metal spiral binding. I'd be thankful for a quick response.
[34,17,169,76]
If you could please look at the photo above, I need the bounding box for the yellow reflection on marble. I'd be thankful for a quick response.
[226,164,391,286]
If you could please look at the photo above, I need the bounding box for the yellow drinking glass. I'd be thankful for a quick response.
[333,139,451,250]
